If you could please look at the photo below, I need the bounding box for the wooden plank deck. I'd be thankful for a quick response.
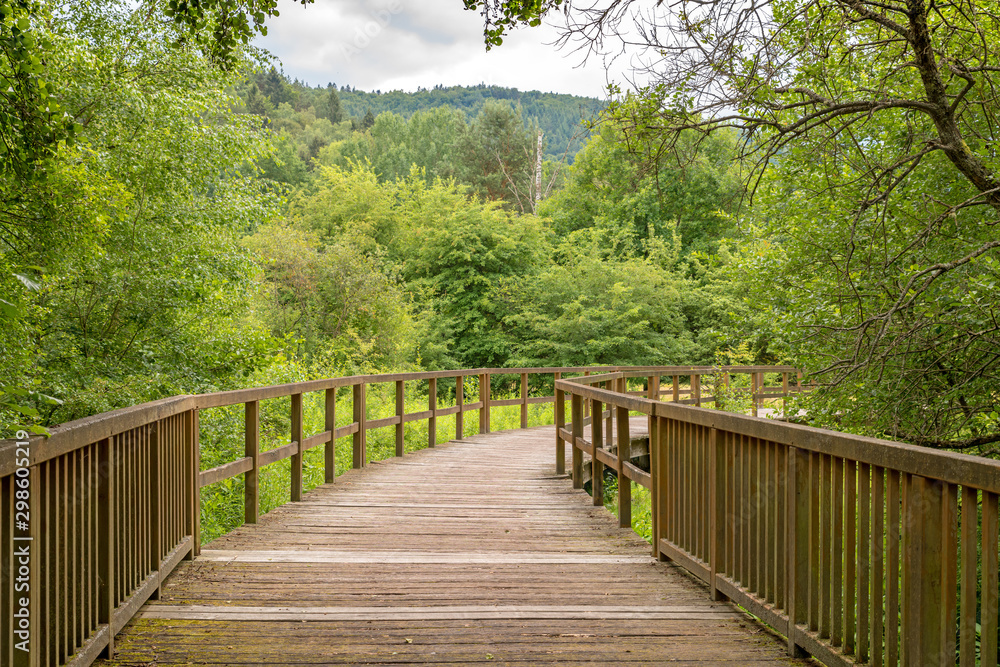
[100,426,805,665]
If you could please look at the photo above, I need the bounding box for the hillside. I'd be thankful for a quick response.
[335,84,605,158]
[255,68,605,160]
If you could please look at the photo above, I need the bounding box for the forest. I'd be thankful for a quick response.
[2,0,999,466]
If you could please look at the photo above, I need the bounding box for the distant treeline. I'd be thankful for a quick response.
[251,68,605,161]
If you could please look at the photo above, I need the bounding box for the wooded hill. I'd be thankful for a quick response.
[251,68,604,161]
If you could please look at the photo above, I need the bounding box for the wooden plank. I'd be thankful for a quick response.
[199,457,253,488]
[258,442,298,468]
[622,461,651,489]
[367,415,401,430]
[395,380,405,457]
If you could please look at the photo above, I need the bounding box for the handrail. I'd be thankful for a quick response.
[0,364,794,666]
[555,371,1000,666]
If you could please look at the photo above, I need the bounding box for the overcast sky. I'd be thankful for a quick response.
[254,1,629,98]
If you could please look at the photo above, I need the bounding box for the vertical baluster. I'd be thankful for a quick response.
[960,486,979,666]
[942,483,959,663]
[571,393,583,490]
[808,452,820,632]
[616,404,631,529]
[832,456,844,647]
[554,373,564,474]
[520,372,528,429]
[872,465,885,667]
[592,397,603,507]
[845,459,857,655]
[245,401,260,523]
[982,492,999,667]
[775,443,786,611]
[654,415,669,561]
[858,462,871,663]
[787,446,809,657]
[456,375,464,442]
[428,377,437,448]
[353,383,365,469]
[325,388,337,481]
[887,469,901,666]
[98,437,114,658]
[395,380,405,457]
[150,423,162,601]
[291,393,303,502]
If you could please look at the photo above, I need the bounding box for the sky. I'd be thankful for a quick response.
[254,0,631,99]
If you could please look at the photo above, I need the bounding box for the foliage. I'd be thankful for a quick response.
[470,0,1000,449]
[510,236,697,366]
[0,2,284,429]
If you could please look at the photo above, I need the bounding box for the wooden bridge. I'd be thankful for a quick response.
[2,366,1000,666]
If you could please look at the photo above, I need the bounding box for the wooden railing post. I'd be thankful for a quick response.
[520,372,529,429]
[149,422,162,599]
[245,401,260,523]
[571,392,583,490]
[693,374,701,407]
[324,389,336,482]
[592,396,603,507]
[479,373,491,434]
[616,404,631,529]
[751,373,759,417]
[395,380,405,456]
[455,375,464,440]
[903,474,948,665]
[353,382,366,468]
[672,375,679,402]
[97,437,114,658]
[782,372,789,415]
[709,428,723,601]
[786,446,810,658]
[604,381,613,445]
[186,408,200,557]
[651,414,666,559]
[554,373,565,475]
[428,377,437,448]
[291,393,303,502]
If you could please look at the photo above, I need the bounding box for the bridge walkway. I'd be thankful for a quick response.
[99,426,803,666]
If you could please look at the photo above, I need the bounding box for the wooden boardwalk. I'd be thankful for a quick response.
[100,426,803,666]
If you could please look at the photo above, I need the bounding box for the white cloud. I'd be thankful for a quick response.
[255,0,626,98]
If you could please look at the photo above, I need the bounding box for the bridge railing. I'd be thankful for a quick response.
[3,364,780,667]
[556,370,1000,667]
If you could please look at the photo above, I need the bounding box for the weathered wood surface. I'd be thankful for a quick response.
[98,427,803,665]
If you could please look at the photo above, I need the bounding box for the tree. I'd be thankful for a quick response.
[362,108,375,129]
[464,0,1000,450]
[455,100,535,208]
[326,86,344,123]
[0,1,282,428]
